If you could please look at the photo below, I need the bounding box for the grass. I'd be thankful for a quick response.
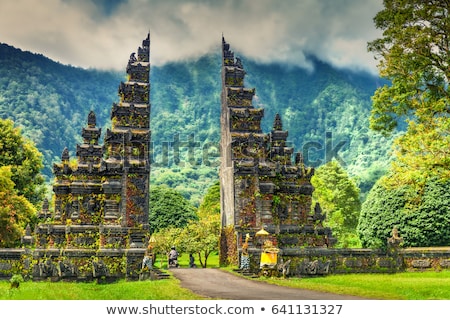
[2,255,449,300]
[256,270,450,300]
[152,251,220,269]
[0,252,220,300]
[0,278,206,300]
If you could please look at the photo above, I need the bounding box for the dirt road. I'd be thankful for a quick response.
[170,268,366,300]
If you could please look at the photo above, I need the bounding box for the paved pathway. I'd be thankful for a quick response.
[170,268,367,300]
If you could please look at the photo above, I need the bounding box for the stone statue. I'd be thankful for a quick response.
[240,233,251,270]
[388,226,403,248]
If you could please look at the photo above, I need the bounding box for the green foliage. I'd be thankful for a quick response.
[183,181,221,267]
[149,185,198,233]
[0,119,45,205]
[180,217,220,268]
[358,176,450,248]
[151,182,221,268]
[0,43,122,182]
[197,180,220,219]
[311,160,362,247]
[0,166,36,247]
[9,274,24,288]
[151,167,218,207]
[359,1,450,249]
[368,0,450,133]
[151,226,185,258]
[0,118,41,247]
[368,0,450,186]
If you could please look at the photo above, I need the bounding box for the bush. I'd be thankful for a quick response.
[358,177,450,248]
[9,274,24,289]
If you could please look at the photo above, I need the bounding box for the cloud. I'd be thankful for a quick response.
[0,0,383,73]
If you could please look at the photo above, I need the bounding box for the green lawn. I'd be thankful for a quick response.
[258,270,450,300]
[1,278,205,300]
[152,251,220,269]
[1,267,449,300]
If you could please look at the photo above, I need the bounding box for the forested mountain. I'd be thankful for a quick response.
[0,43,122,179]
[0,42,394,205]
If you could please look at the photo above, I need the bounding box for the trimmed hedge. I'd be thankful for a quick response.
[358,177,450,248]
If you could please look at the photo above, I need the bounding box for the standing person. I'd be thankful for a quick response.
[189,253,197,268]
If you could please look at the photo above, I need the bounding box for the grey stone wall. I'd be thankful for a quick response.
[240,246,450,277]
[0,248,145,281]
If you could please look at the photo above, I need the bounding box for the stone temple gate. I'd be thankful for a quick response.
[1,35,449,281]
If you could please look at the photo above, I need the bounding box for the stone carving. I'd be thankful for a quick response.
[21,224,34,245]
[278,258,291,278]
[61,147,70,162]
[411,259,431,268]
[377,258,394,268]
[0,262,12,271]
[142,242,155,271]
[440,259,450,268]
[129,52,137,63]
[57,261,77,278]
[37,259,56,278]
[309,203,326,225]
[388,227,403,248]
[92,260,108,278]
[302,259,331,275]
[240,233,251,270]
[344,258,363,268]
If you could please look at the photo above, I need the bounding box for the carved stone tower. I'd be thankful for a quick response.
[103,33,151,244]
[219,37,334,267]
[35,34,151,251]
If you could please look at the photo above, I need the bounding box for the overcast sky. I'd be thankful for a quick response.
[0,0,384,74]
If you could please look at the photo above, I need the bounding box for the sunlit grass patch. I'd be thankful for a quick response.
[259,270,450,300]
[0,278,205,300]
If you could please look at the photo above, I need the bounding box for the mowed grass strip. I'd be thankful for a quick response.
[2,266,449,300]
[259,270,450,300]
[0,278,206,300]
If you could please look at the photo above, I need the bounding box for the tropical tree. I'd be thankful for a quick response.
[0,119,46,205]
[150,182,221,268]
[151,226,184,267]
[181,182,220,268]
[180,216,220,268]
[0,166,36,247]
[197,181,220,218]
[368,0,450,187]
[311,160,361,247]
[359,0,450,248]
[149,185,198,233]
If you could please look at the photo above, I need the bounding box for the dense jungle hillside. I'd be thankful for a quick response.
[0,42,394,205]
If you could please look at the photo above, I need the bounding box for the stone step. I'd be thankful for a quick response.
[139,268,170,281]
[233,268,260,278]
